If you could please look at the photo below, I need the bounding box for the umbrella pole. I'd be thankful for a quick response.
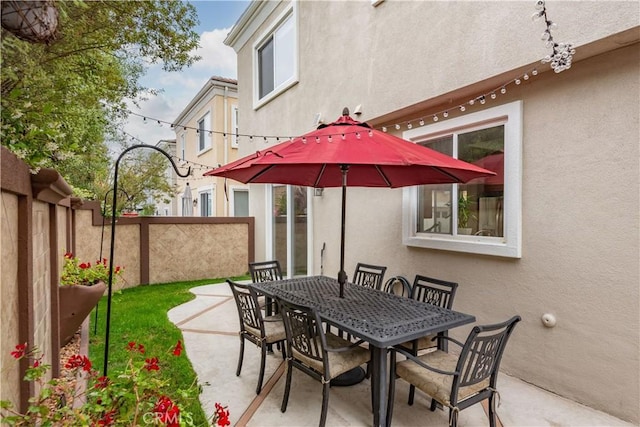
[338,165,349,298]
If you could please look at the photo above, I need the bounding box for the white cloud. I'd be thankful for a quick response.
[191,27,237,78]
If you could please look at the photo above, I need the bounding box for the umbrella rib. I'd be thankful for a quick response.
[247,165,275,183]
[433,167,466,183]
[314,164,327,187]
[374,165,392,187]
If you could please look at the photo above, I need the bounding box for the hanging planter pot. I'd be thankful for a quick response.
[59,281,106,347]
[1,0,58,44]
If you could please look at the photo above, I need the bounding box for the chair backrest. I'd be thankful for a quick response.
[227,280,265,335]
[352,263,387,290]
[278,299,326,366]
[452,315,521,401]
[382,275,412,298]
[411,275,458,309]
[249,260,283,283]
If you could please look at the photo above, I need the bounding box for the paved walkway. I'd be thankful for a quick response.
[168,283,634,427]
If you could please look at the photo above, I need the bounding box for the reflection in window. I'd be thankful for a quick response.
[418,125,504,237]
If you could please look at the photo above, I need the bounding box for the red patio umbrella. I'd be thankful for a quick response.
[206,109,494,297]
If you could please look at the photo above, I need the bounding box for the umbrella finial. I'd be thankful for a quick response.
[342,107,349,116]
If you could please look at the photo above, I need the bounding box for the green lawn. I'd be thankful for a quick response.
[88,277,243,426]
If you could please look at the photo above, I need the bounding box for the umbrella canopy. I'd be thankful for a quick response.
[207,112,491,188]
[206,109,494,297]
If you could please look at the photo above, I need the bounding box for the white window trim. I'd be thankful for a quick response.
[252,2,298,110]
[197,111,212,154]
[402,100,523,258]
[198,185,215,217]
[231,104,239,148]
[180,133,186,160]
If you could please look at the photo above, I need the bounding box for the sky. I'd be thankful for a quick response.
[121,1,250,147]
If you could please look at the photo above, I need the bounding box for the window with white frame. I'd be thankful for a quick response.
[180,133,185,160]
[198,186,214,217]
[197,112,212,153]
[231,188,248,216]
[402,101,522,258]
[254,4,297,107]
[231,105,239,148]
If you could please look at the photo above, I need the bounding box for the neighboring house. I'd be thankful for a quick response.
[154,139,177,216]
[172,76,248,217]
[224,1,639,424]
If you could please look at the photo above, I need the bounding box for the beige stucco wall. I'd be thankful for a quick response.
[230,1,639,422]
[148,223,250,283]
[0,192,21,409]
[73,208,252,287]
[174,83,247,217]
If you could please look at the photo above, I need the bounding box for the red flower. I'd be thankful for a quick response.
[144,356,160,371]
[154,395,180,426]
[11,343,27,359]
[79,262,90,269]
[125,341,144,353]
[97,409,116,426]
[172,340,182,356]
[94,376,110,389]
[214,403,230,426]
[65,354,92,372]
[64,252,74,259]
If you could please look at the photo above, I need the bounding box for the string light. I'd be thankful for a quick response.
[378,66,539,132]
[121,64,541,144]
[533,0,575,73]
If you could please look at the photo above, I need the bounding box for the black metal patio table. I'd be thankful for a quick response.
[251,275,475,427]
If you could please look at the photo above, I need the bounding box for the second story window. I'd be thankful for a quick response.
[254,4,297,107]
[198,112,211,153]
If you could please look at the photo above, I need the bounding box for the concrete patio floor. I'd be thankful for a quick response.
[168,283,634,427]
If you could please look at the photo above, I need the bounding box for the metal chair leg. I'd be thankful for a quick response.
[320,382,330,427]
[236,335,245,376]
[257,344,267,394]
[281,361,293,413]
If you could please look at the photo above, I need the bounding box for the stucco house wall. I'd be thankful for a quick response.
[173,77,247,217]
[226,0,639,422]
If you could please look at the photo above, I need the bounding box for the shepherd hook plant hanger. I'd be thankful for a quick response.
[103,144,191,376]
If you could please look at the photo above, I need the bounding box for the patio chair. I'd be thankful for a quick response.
[352,262,387,290]
[387,315,521,427]
[227,280,287,395]
[382,275,412,298]
[278,298,371,427]
[249,260,283,283]
[395,275,458,405]
[249,260,283,316]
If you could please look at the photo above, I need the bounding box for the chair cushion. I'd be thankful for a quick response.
[395,350,490,407]
[397,334,437,352]
[292,333,370,380]
[245,315,286,344]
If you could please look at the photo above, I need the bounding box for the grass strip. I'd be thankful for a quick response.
[88,277,245,426]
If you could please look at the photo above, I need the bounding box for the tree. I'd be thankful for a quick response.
[1,0,200,199]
